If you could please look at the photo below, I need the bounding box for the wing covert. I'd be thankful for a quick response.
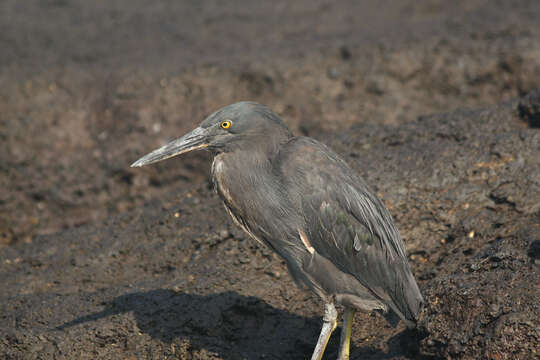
[276,137,423,324]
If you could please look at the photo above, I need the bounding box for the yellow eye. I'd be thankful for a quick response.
[220,120,232,129]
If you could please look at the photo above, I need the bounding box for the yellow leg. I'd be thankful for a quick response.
[337,307,355,360]
[311,303,338,360]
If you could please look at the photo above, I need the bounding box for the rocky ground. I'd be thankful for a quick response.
[1,1,539,359]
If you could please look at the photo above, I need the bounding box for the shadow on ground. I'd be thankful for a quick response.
[56,289,412,359]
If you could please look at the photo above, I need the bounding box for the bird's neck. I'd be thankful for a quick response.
[212,148,273,183]
[212,131,291,178]
[220,128,292,156]
[211,147,278,210]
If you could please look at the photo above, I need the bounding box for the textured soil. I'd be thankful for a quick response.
[1,1,539,359]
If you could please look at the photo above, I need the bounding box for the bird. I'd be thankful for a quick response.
[131,102,423,360]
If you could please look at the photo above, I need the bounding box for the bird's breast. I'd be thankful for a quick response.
[211,155,234,205]
[210,152,316,272]
[211,154,256,226]
[211,154,268,247]
[211,152,265,210]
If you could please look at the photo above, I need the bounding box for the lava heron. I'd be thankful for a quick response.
[132,102,423,360]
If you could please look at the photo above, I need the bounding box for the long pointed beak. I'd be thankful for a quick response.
[131,127,209,167]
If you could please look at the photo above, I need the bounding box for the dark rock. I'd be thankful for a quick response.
[518,88,540,128]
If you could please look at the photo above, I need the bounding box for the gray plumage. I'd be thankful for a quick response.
[132,102,423,359]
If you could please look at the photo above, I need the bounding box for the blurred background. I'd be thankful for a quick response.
[2,0,539,245]
[1,1,539,359]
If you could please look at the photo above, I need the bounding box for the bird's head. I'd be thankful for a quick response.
[131,102,293,167]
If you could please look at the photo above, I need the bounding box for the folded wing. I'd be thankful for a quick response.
[276,137,423,326]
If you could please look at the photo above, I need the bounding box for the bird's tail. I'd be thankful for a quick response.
[387,262,424,329]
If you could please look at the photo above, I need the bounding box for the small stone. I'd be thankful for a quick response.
[269,270,281,279]
[327,67,340,80]
[219,229,230,239]
[239,256,251,264]
[340,46,352,60]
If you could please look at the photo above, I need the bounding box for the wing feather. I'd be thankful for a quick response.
[276,137,423,324]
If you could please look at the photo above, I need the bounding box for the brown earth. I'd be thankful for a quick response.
[1,1,539,359]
